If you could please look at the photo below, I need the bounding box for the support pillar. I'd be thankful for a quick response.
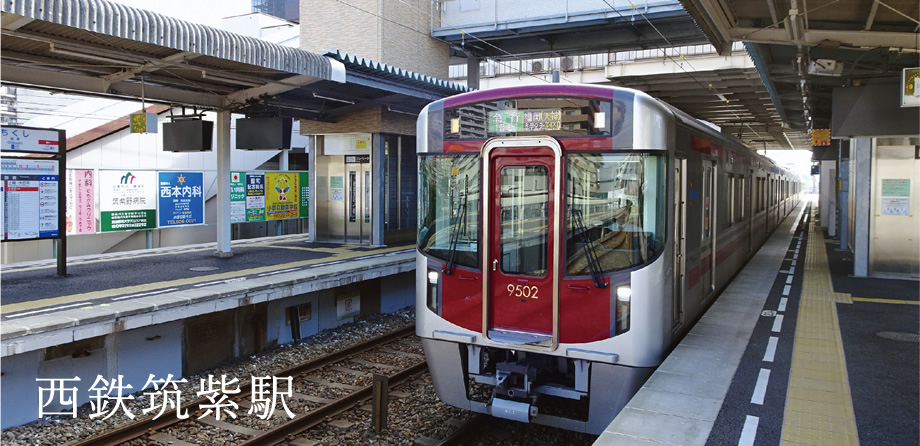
[371,133,385,246]
[466,57,480,90]
[215,110,233,258]
[852,137,871,276]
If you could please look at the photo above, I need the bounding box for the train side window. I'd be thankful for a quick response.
[726,174,735,227]
[738,175,745,220]
[418,155,481,268]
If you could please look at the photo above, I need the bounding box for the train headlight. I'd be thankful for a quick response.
[427,269,439,313]
[616,285,632,302]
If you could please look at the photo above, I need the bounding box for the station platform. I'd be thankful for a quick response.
[597,201,919,445]
[0,235,415,356]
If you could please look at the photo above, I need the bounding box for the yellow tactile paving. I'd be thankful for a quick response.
[782,211,859,446]
[851,297,920,305]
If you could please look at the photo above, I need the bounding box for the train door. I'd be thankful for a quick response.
[748,170,754,254]
[482,138,562,348]
[701,160,716,298]
[672,158,687,330]
[766,175,772,234]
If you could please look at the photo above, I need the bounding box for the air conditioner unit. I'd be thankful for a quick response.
[561,56,578,72]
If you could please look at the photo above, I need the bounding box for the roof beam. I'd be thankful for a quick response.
[224,75,322,108]
[1,64,225,108]
[730,28,919,50]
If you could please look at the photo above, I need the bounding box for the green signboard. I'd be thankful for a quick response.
[299,172,309,218]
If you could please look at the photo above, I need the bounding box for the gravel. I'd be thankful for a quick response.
[2,307,597,445]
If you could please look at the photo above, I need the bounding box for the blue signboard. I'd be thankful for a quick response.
[157,171,204,227]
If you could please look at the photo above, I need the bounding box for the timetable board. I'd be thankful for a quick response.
[1,158,60,240]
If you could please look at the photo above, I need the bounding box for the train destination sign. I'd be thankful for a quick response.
[488,108,563,133]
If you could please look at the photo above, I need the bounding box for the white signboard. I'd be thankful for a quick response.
[881,197,911,216]
[99,170,158,231]
[1,128,62,153]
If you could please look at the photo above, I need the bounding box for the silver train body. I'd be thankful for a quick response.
[415,84,800,434]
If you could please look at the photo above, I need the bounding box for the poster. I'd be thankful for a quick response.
[1,158,59,240]
[881,197,910,216]
[330,175,344,202]
[100,170,157,232]
[245,173,266,221]
[230,171,246,223]
[265,172,299,220]
[66,169,95,234]
[157,172,204,227]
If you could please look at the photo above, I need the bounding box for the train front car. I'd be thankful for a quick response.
[416,85,675,434]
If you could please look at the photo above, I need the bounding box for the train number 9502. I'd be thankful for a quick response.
[507,284,539,299]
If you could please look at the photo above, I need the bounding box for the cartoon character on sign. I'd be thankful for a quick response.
[274,176,290,201]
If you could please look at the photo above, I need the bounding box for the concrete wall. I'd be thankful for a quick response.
[300,0,448,79]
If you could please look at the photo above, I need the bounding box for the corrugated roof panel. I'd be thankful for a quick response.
[2,0,341,81]
[325,50,473,95]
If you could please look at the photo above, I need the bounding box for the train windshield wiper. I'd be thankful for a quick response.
[572,208,608,288]
[443,177,468,275]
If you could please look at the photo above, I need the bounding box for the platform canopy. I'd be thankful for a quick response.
[0,0,469,121]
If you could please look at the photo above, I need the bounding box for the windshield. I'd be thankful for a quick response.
[418,154,481,268]
[565,153,665,275]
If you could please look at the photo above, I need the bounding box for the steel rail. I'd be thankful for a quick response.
[434,413,490,446]
[239,360,429,445]
[72,325,416,446]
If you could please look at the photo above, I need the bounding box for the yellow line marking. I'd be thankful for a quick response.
[0,236,320,273]
[782,211,859,446]
[1,244,413,314]
[851,297,920,305]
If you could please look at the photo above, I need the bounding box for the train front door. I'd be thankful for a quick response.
[482,138,562,348]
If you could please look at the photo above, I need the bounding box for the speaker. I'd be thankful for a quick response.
[163,120,214,152]
[236,117,293,150]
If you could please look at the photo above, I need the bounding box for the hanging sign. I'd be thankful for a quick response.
[811,129,831,147]
[130,113,158,133]
[157,172,204,227]
[1,158,60,240]
[100,170,157,232]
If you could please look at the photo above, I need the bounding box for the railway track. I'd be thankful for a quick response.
[73,326,424,446]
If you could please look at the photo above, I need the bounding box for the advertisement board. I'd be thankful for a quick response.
[158,172,204,227]
[66,169,95,234]
[100,170,157,232]
[265,172,299,220]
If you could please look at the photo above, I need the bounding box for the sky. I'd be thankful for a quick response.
[109,0,252,28]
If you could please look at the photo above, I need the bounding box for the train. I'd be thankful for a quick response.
[415,84,801,434]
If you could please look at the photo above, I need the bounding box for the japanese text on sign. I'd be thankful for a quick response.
[488,109,563,133]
